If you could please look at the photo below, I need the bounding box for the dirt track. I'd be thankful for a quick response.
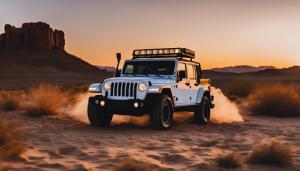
[1,110,299,171]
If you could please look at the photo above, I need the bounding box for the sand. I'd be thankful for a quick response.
[0,110,299,171]
[0,89,299,170]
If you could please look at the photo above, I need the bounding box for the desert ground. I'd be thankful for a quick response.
[0,88,299,171]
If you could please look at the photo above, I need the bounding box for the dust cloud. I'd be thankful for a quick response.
[210,87,244,124]
[67,93,90,124]
[67,87,243,125]
[112,115,149,126]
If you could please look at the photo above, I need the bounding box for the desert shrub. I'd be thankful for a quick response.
[212,77,300,100]
[216,152,242,169]
[247,84,300,117]
[0,91,24,111]
[24,84,71,116]
[212,79,259,100]
[0,120,24,160]
[114,159,156,171]
[248,140,292,167]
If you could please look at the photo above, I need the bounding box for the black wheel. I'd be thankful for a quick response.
[87,97,113,127]
[150,95,173,130]
[194,96,210,125]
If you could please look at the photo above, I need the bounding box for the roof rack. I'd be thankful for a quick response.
[132,48,195,60]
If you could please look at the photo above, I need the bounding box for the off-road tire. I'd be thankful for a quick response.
[150,95,174,130]
[194,96,210,125]
[87,97,113,127]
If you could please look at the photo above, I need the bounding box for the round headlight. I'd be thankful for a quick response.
[103,82,111,90]
[138,82,147,92]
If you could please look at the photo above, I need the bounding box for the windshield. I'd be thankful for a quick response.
[123,60,175,75]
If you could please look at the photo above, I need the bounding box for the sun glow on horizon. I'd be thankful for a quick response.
[67,46,295,70]
[1,0,300,69]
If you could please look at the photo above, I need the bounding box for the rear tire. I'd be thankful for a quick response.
[87,97,113,127]
[150,95,173,130]
[194,96,210,125]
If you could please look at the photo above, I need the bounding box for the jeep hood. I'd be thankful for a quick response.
[103,77,174,85]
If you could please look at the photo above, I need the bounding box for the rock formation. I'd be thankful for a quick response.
[0,22,65,50]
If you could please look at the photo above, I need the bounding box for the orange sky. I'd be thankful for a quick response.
[1,0,300,69]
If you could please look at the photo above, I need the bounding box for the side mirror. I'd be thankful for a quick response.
[177,70,186,82]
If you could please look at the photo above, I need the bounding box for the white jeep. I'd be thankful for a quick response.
[87,48,214,130]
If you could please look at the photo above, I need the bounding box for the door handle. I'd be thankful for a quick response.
[185,82,190,86]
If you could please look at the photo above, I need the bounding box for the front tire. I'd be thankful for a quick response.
[194,96,210,125]
[150,95,173,130]
[87,97,113,127]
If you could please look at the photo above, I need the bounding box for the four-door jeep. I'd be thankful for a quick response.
[87,48,214,130]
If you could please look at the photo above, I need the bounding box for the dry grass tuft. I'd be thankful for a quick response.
[0,120,24,161]
[248,140,292,167]
[0,91,24,111]
[216,152,242,169]
[247,84,300,117]
[114,159,157,171]
[212,78,268,100]
[216,79,257,100]
[24,84,72,116]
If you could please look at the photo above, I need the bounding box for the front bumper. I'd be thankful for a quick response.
[89,95,156,116]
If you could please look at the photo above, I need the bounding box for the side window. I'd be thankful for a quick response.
[187,64,196,80]
[177,63,186,79]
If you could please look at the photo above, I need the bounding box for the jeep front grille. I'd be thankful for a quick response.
[110,82,138,97]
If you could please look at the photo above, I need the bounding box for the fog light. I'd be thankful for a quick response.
[133,102,139,108]
[100,100,105,106]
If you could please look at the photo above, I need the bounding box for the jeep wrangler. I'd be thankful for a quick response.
[87,48,214,130]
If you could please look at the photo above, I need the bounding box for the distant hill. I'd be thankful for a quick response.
[204,66,300,78]
[210,65,277,73]
[0,22,112,89]
[253,66,300,76]
[95,66,115,72]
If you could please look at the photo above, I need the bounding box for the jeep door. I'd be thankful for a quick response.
[173,62,190,106]
[186,64,199,105]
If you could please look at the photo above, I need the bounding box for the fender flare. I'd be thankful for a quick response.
[160,87,174,101]
[147,85,174,103]
[196,87,210,104]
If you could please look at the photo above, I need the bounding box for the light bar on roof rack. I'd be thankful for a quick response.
[132,48,195,59]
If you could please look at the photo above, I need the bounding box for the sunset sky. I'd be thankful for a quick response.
[1,0,300,69]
